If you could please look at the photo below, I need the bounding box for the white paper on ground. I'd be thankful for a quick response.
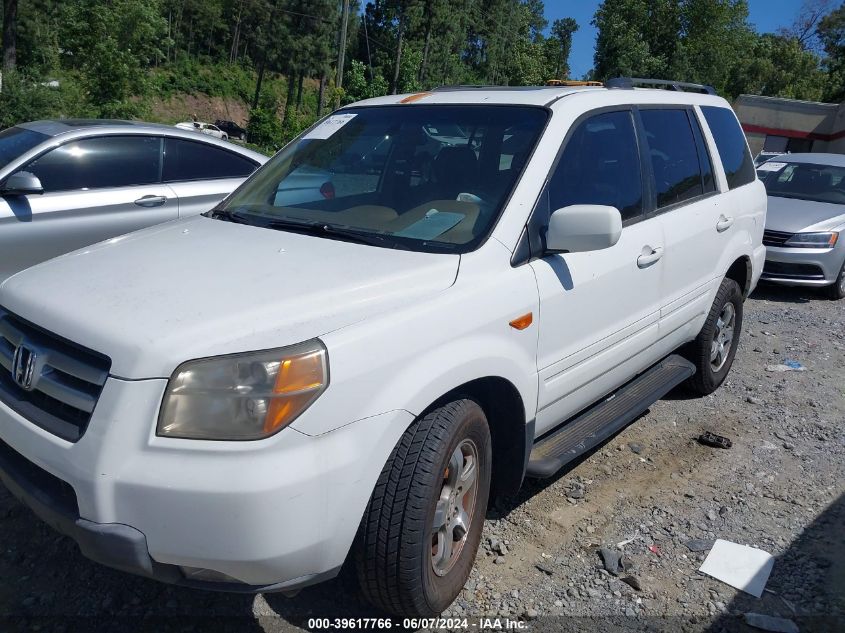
[699,539,774,598]
[302,113,357,140]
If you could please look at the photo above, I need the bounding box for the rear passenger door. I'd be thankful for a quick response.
[636,107,722,348]
[531,109,665,435]
[162,138,259,217]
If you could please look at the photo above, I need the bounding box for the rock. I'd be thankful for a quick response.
[706,509,718,521]
[621,576,642,591]
[746,396,763,405]
[598,548,627,576]
[684,538,715,552]
[629,443,643,454]
[535,563,554,576]
[525,608,539,619]
[743,612,800,633]
[494,556,506,565]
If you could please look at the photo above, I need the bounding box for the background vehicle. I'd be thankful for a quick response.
[214,120,247,141]
[757,153,845,299]
[0,119,267,281]
[0,83,765,618]
[174,121,229,140]
[754,150,785,167]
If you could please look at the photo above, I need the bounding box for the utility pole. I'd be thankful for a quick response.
[335,0,350,109]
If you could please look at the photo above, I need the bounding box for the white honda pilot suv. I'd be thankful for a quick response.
[0,80,765,617]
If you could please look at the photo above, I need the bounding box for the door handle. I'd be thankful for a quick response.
[716,215,734,232]
[637,246,664,268]
[134,195,167,207]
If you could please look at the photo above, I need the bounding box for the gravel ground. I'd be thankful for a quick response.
[1,283,843,632]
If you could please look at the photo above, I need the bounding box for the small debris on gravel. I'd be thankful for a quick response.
[628,442,643,454]
[698,431,733,449]
[598,548,628,576]
[685,538,716,552]
[534,563,554,576]
[620,575,642,591]
[743,612,800,633]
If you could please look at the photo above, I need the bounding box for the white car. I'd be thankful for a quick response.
[174,121,228,140]
[0,81,766,617]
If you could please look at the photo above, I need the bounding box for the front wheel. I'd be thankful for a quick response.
[825,260,845,300]
[683,277,744,395]
[354,399,491,617]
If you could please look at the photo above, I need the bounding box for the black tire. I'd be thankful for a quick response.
[354,399,492,617]
[825,260,845,300]
[683,277,744,395]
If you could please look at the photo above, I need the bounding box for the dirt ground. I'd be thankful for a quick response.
[1,282,843,632]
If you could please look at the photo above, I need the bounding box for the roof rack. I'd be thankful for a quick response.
[606,77,716,95]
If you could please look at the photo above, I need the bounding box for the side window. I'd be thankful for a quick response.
[24,136,161,192]
[163,138,257,182]
[639,109,705,208]
[701,106,756,189]
[547,110,643,223]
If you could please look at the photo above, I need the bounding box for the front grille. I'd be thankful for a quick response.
[763,230,794,247]
[762,261,825,280]
[0,438,79,517]
[0,307,111,442]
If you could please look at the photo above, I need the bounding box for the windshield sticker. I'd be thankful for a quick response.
[758,161,787,172]
[395,210,463,240]
[303,113,358,140]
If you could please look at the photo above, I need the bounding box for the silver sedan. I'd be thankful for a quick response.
[0,119,267,282]
[758,153,845,299]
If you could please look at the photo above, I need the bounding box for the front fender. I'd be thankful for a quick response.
[292,245,540,437]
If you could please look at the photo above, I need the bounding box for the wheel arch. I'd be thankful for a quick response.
[422,376,530,500]
[725,255,752,298]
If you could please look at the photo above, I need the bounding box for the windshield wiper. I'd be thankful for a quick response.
[261,217,392,247]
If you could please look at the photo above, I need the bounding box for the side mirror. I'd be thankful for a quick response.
[545,204,622,254]
[1,171,44,196]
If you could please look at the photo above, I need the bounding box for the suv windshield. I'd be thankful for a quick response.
[0,127,49,169]
[761,161,845,205]
[218,105,548,252]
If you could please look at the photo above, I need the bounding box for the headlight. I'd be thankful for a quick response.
[784,231,839,248]
[157,340,328,440]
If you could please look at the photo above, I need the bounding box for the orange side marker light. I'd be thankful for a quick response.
[509,312,533,330]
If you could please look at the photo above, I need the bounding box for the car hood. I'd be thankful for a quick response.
[766,195,845,233]
[0,216,459,379]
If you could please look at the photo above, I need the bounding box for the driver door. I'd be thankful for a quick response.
[530,109,664,435]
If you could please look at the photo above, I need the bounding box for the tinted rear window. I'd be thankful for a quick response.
[701,106,755,189]
[0,127,49,168]
[163,138,256,182]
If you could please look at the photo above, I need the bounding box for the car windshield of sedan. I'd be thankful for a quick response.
[217,105,548,252]
[761,161,845,204]
[0,127,49,169]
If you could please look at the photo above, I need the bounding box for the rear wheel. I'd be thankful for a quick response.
[825,260,845,300]
[354,399,491,617]
[683,277,743,395]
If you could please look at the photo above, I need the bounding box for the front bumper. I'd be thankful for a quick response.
[762,244,845,287]
[0,376,412,590]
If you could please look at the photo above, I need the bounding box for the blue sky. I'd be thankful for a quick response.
[547,0,805,79]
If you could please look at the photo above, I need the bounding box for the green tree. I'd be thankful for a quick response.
[60,0,169,116]
[544,17,579,79]
[818,1,845,99]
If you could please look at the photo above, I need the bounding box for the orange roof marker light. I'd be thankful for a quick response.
[509,312,533,330]
[399,92,433,104]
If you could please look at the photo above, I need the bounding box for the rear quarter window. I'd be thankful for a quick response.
[163,138,257,182]
[701,106,755,189]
